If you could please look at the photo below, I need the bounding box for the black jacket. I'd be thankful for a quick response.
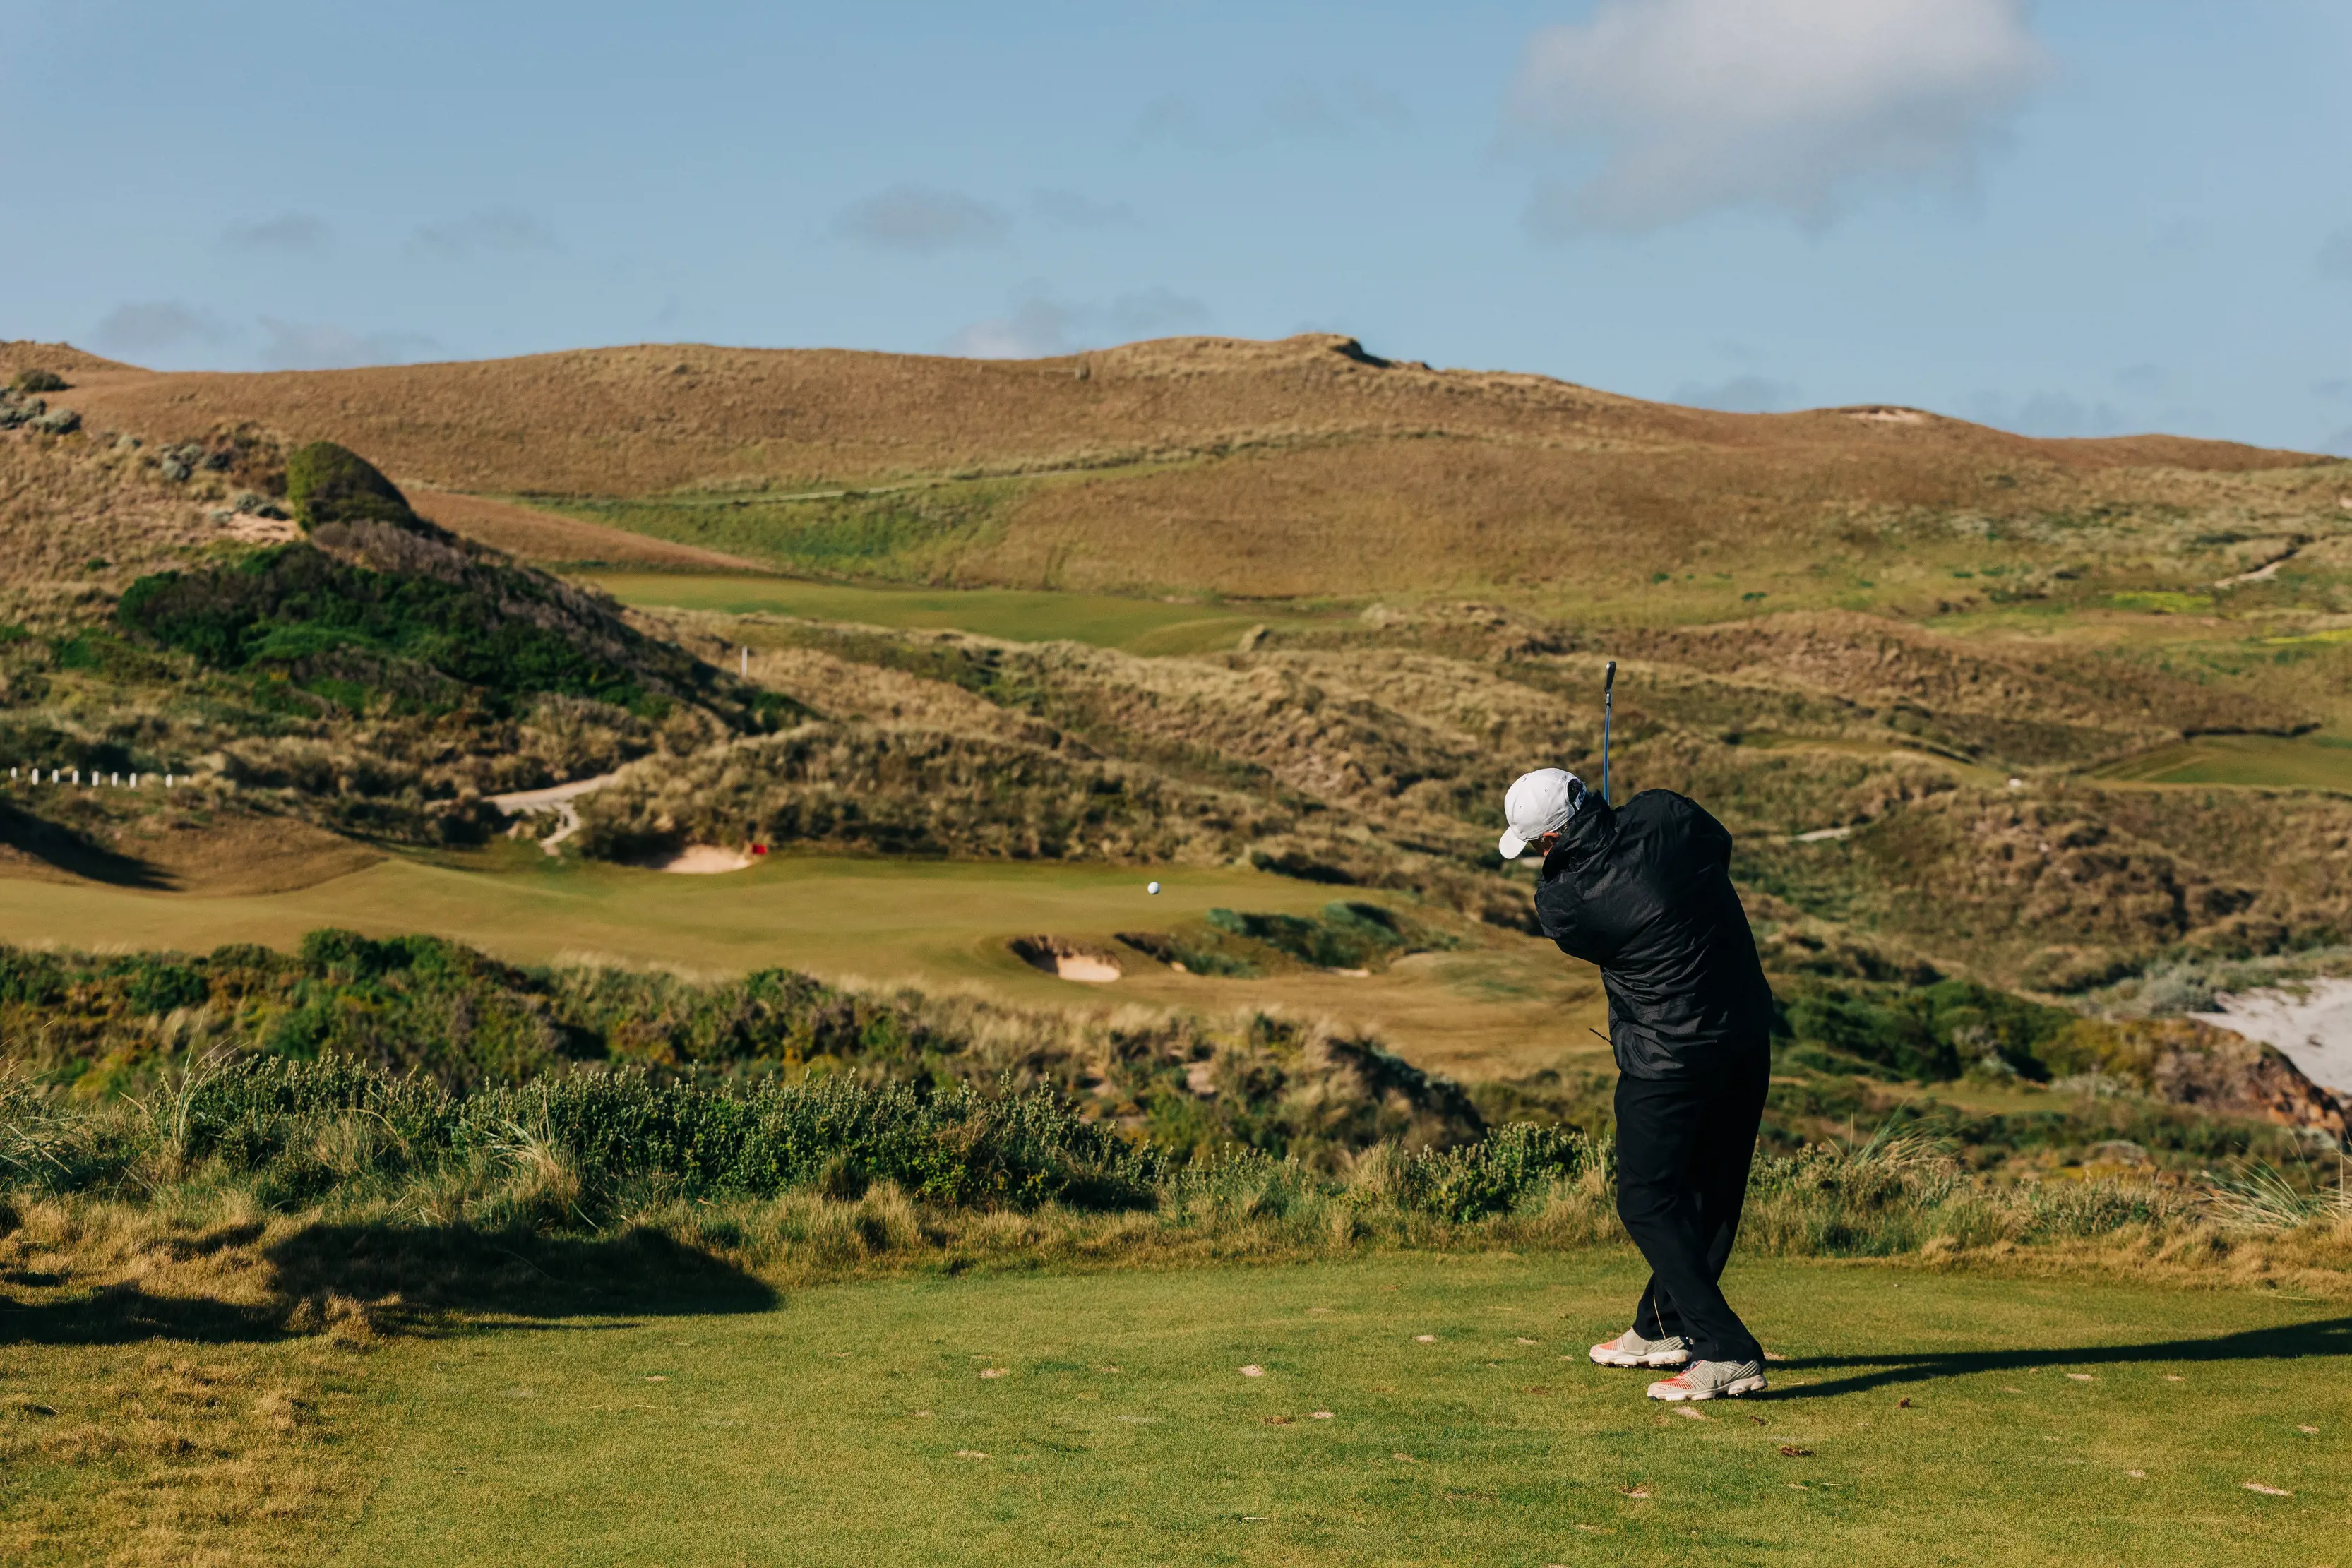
[1534,789,1773,1079]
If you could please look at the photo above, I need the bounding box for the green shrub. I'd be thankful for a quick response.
[0,949,68,1007]
[173,1057,1166,1212]
[284,441,419,532]
[1201,901,1431,971]
[117,544,662,717]
[1400,1122,1603,1221]
[120,960,208,1015]
[1776,978,2077,1083]
[11,368,66,393]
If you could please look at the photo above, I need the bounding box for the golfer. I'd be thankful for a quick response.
[1498,767,1775,1401]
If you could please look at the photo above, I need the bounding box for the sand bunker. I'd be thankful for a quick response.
[1008,935,1123,983]
[2195,980,2352,1096]
[658,844,754,874]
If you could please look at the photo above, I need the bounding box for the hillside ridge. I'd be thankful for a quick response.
[24,331,2317,491]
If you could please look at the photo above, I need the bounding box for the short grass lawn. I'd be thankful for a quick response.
[0,852,1604,1082]
[579,571,1334,655]
[328,1255,2344,1567]
[2091,732,2352,792]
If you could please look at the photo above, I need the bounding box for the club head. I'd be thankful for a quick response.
[1604,659,1616,695]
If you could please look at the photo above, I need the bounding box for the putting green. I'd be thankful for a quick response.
[0,850,1605,1079]
[2091,733,2352,792]
[335,1255,2343,1567]
[580,572,1335,655]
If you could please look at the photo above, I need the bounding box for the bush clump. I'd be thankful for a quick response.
[1399,1121,1605,1221]
[1775,977,2079,1082]
[284,441,420,532]
[116,544,663,719]
[1198,901,1448,972]
[11,367,67,393]
[169,1056,1167,1213]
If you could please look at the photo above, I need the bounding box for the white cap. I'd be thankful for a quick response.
[1498,768,1586,859]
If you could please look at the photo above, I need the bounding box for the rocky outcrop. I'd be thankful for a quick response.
[2090,1017,2348,1142]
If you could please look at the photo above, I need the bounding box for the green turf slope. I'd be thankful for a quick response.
[580,571,1334,655]
[338,1256,2341,1567]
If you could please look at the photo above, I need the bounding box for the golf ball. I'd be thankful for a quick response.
[1147,881,1162,895]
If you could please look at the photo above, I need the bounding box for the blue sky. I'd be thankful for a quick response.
[4,1,2348,452]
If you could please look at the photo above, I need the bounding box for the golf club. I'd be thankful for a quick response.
[1601,659,1616,806]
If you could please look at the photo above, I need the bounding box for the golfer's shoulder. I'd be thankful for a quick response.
[1619,788,1700,832]
[1621,789,1730,858]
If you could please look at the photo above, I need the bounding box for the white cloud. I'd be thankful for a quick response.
[837,186,1010,253]
[221,213,333,256]
[1507,0,2050,234]
[948,287,1207,358]
[2320,227,2352,282]
[1673,373,1801,412]
[410,207,558,260]
[91,301,232,358]
[256,319,438,371]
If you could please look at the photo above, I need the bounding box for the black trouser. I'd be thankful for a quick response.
[1613,1047,1769,1365]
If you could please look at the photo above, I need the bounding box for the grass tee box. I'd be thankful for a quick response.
[333,1256,2342,1568]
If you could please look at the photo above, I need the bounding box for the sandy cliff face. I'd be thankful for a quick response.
[2120,1017,2348,1141]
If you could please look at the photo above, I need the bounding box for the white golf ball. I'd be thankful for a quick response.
[1147,881,1162,895]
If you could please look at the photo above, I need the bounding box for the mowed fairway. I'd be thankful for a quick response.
[2091,732,2352,792]
[581,570,1336,654]
[0,851,1606,1079]
[331,1256,2344,1567]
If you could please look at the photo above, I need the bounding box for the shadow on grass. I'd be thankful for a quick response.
[1772,1315,2352,1399]
[0,1221,775,1348]
[0,801,173,888]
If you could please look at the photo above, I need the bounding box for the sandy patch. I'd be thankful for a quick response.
[1008,935,1123,983]
[658,844,753,874]
[216,510,302,545]
[2195,980,2352,1096]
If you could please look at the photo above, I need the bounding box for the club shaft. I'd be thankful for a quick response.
[1602,659,1616,804]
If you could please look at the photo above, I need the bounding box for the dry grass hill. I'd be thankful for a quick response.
[4,331,2352,1119]
[13,333,2344,600]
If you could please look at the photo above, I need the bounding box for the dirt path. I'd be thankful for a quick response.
[487,772,620,855]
